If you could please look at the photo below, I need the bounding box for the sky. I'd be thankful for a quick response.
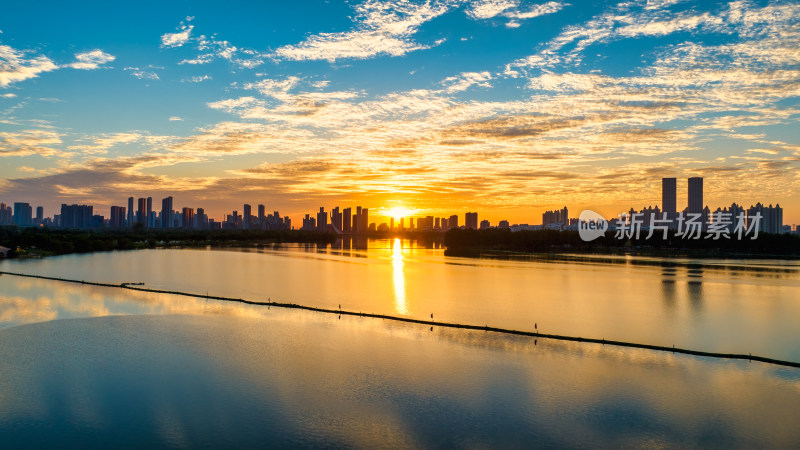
[1,0,799,225]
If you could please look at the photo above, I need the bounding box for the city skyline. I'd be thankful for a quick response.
[0,174,792,233]
[2,1,799,223]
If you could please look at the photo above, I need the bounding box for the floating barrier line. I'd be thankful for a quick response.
[2,270,798,369]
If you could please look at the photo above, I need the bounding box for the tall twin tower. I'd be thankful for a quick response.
[661,177,703,217]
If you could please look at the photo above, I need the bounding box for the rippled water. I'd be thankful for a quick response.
[0,241,799,447]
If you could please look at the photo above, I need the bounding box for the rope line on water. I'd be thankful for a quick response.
[2,270,798,369]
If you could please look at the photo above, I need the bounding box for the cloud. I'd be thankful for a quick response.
[124,66,162,80]
[1,93,16,98]
[160,18,194,48]
[181,74,212,83]
[69,50,115,70]
[442,71,493,92]
[466,0,517,19]
[1,44,114,87]
[169,116,183,122]
[273,0,452,61]
[0,129,62,157]
[0,44,58,87]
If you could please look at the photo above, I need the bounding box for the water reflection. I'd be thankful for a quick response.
[392,238,408,314]
[688,266,704,312]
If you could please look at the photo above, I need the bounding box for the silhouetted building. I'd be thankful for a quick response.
[60,204,93,229]
[136,198,147,226]
[317,207,327,232]
[182,207,195,229]
[465,212,478,230]
[688,177,703,215]
[662,177,677,226]
[13,202,32,227]
[479,219,490,229]
[146,197,153,228]
[35,206,44,225]
[243,204,252,229]
[161,196,173,229]
[499,220,510,229]
[258,204,266,227]
[542,206,568,227]
[448,214,458,229]
[0,203,13,225]
[127,197,134,227]
[342,207,352,233]
[110,206,126,228]
[747,203,783,234]
[330,206,342,232]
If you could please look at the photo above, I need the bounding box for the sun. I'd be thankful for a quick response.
[385,206,415,220]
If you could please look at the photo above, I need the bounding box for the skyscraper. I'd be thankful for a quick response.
[60,204,93,229]
[182,207,194,229]
[137,198,147,225]
[316,207,327,232]
[688,177,703,214]
[243,204,252,229]
[465,212,478,230]
[110,206,126,228]
[146,197,153,228]
[161,196,173,229]
[13,202,33,227]
[127,197,134,227]
[662,178,677,216]
[35,206,44,224]
[342,207,351,233]
[258,204,266,228]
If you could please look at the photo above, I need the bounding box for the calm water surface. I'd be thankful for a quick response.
[0,240,799,447]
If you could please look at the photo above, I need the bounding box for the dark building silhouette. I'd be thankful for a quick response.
[110,206,126,228]
[161,196,173,229]
[35,206,44,224]
[465,212,478,230]
[136,198,147,226]
[13,202,32,227]
[662,177,676,217]
[317,207,327,232]
[342,207,352,233]
[688,177,703,214]
[127,197,134,227]
[60,204,93,229]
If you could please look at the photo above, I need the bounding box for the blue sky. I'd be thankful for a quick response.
[1,0,799,224]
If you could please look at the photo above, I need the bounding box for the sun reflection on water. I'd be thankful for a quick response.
[392,238,408,315]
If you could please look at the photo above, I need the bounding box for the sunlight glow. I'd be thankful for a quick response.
[384,206,417,220]
[391,238,408,315]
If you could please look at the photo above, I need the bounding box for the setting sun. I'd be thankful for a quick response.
[384,206,417,220]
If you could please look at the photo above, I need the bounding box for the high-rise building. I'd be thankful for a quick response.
[258,204,266,228]
[342,207,352,233]
[747,203,783,234]
[480,219,490,229]
[137,198,147,226]
[13,202,33,227]
[465,212,478,230]
[360,208,368,232]
[182,207,195,229]
[60,204,94,229]
[662,178,677,216]
[330,207,342,232]
[127,197,134,227]
[317,207,327,232]
[688,177,703,214]
[243,204,252,229]
[146,197,153,228]
[161,196,173,229]
[449,214,458,229]
[196,207,207,229]
[110,206,126,228]
[0,203,13,225]
[354,207,362,233]
[35,206,44,224]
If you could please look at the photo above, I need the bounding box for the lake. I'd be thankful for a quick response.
[1,239,799,447]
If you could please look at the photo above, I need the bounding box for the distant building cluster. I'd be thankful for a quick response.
[0,196,291,231]
[299,207,510,234]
